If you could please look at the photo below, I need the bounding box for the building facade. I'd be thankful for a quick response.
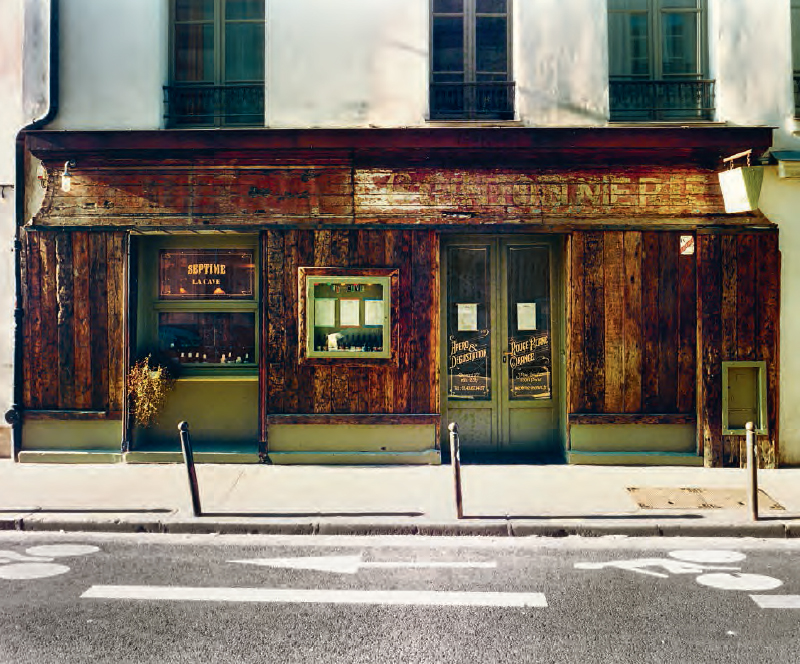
[4,0,799,467]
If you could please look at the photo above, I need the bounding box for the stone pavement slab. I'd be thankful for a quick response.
[0,459,798,538]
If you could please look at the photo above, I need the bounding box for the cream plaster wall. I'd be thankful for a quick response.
[758,168,800,466]
[710,0,793,131]
[515,0,608,126]
[0,0,53,456]
[267,0,428,127]
[47,0,167,130]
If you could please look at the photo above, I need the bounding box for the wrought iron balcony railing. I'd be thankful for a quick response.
[794,74,800,117]
[163,84,265,127]
[430,81,515,120]
[609,78,715,122]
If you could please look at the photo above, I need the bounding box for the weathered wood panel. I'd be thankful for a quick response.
[677,238,697,413]
[697,231,781,468]
[72,232,92,409]
[603,231,625,412]
[641,232,660,411]
[34,160,743,229]
[757,233,780,466]
[697,233,723,467]
[583,232,605,413]
[55,232,75,408]
[622,231,643,413]
[22,230,126,414]
[39,232,58,407]
[262,229,439,420]
[567,234,586,413]
[568,230,695,419]
[657,234,678,412]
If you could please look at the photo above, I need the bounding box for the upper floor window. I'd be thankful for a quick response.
[165,0,265,127]
[430,0,514,120]
[792,1,800,116]
[608,0,713,121]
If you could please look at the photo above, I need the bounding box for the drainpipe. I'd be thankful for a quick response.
[5,0,59,459]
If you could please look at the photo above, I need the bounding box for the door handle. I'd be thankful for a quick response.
[502,351,513,364]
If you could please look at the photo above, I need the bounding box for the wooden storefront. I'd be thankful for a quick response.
[17,127,778,466]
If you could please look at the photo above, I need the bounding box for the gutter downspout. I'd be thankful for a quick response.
[5,0,58,459]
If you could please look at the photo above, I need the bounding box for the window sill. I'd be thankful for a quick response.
[426,119,523,127]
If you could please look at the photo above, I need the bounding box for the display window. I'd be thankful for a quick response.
[139,237,259,373]
[298,268,398,361]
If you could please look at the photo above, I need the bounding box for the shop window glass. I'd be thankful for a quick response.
[299,270,396,361]
[155,247,257,368]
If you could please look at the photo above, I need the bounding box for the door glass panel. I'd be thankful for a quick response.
[447,246,491,400]
[506,246,551,401]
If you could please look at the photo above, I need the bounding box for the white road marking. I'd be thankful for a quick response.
[25,544,99,558]
[0,562,71,580]
[668,550,746,564]
[695,573,783,592]
[0,550,53,564]
[574,558,739,578]
[751,595,800,609]
[230,555,497,575]
[81,585,547,608]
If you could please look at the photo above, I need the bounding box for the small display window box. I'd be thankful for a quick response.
[298,267,399,363]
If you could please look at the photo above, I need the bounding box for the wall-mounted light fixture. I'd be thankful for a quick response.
[61,160,76,193]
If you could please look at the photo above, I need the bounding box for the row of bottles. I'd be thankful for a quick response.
[167,343,253,364]
[314,332,383,352]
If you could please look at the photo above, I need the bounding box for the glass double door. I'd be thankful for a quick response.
[442,237,562,460]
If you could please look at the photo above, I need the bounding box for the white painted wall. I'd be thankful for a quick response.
[710,0,793,132]
[0,0,53,456]
[758,168,800,466]
[47,0,167,130]
[0,0,24,457]
[515,0,608,126]
[267,0,428,127]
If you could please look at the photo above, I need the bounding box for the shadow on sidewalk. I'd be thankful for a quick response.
[463,513,704,520]
[200,511,425,518]
[0,508,173,514]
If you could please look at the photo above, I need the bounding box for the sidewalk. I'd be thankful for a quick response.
[1,459,799,538]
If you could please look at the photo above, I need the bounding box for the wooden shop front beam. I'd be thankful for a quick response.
[25,127,774,231]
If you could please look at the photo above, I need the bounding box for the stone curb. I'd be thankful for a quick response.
[7,515,800,538]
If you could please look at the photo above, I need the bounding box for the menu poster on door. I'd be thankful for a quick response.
[448,330,490,399]
[508,331,551,399]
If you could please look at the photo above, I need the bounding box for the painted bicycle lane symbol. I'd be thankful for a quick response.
[0,544,99,580]
[575,550,784,592]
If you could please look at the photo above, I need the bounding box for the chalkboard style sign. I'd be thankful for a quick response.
[448,330,490,399]
[508,331,551,400]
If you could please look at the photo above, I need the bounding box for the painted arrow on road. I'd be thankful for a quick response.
[229,555,497,575]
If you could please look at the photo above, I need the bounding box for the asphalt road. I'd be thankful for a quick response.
[0,532,798,664]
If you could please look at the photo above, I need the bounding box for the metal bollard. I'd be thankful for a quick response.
[746,421,758,522]
[178,421,202,517]
[448,422,463,519]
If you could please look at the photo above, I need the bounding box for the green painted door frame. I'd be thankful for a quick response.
[440,235,565,461]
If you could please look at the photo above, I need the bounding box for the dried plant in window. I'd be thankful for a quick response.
[127,356,175,427]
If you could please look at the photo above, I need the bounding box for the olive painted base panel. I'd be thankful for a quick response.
[17,450,123,464]
[570,423,696,454]
[268,450,441,465]
[21,420,123,452]
[567,451,704,466]
[125,450,260,464]
[133,379,258,449]
[0,427,10,458]
[267,423,437,455]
